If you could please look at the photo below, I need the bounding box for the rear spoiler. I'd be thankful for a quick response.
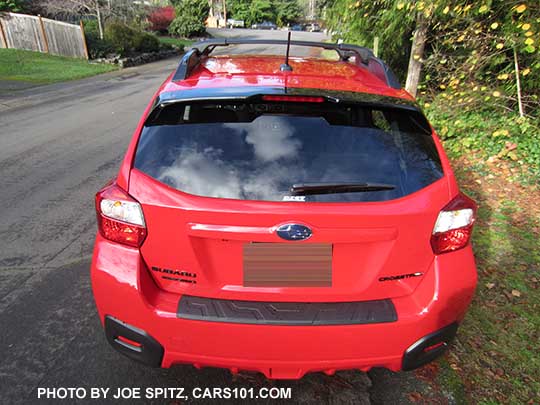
[172,39,401,90]
[146,87,424,127]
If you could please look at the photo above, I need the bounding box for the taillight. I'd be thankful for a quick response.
[95,183,146,247]
[431,193,477,254]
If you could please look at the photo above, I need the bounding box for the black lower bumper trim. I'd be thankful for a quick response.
[177,295,397,325]
[402,322,458,371]
[104,316,164,367]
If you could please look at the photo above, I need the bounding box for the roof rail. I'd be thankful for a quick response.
[172,39,401,89]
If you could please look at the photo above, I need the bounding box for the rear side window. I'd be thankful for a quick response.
[134,102,443,202]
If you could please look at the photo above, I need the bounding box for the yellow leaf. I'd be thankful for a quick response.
[515,4,527,13]
[522,68,531,76]
[493,91,501,97]
[525,31,534,37]
[496,43,504,49]
[443,5,449,14]
[522,23,531,30]
[491,22,499,29]
[439,84,446,89]
[497,73,509,80]
[479,5,488,13]
[525,38,534,45]
[458,35,465,42]
[397,2,405,10]
[511,289,521,297]
[424,102,430,108]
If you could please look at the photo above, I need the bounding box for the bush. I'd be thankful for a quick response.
[83,20,115,59]
[105,22,137,56]
[104,22,160,56]
[134,32,160,53]
[148,5,175,33]
[169,0,209,38]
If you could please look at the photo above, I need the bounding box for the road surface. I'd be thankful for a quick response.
[0,29,421,405]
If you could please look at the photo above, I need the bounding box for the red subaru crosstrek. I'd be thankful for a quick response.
[91,38,477,379]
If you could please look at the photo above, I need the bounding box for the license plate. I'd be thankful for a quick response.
[243,243,332,287]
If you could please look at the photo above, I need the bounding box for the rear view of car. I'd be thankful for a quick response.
[91,39,477,379]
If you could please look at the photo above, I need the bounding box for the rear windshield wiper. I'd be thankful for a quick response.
[290,182,395,196]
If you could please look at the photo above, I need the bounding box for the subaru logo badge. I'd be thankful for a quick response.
[276,224,312,241]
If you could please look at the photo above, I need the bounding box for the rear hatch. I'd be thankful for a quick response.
[128,95,448,302]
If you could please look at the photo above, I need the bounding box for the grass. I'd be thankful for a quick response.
[422,96,540,403]
[0,49,117,84]
[157,36,193,50]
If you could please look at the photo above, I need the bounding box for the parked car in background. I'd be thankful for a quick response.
[290,24,304,31]
[305,23,321,32]
[227,19,245,28]
[251,21,277,30]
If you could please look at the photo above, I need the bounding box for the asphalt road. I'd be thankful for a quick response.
[0,29,420,405]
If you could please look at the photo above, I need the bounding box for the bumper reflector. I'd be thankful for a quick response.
[104,316,164,367]
[402,322,458,371]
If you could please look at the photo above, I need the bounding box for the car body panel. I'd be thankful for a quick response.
[91,232,477,378]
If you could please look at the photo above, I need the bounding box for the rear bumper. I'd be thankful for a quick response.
[90,234,477,379]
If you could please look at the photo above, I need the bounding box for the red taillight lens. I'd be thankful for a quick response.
[431,193,477,254]
[95,183,147,248]
[262,95,325,103]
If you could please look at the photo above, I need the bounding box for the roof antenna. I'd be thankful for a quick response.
[280,32,293,72]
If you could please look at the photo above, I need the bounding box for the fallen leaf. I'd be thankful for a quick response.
[486,282,496,289]
[511,289,521,297]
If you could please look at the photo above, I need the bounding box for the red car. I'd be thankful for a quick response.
[91,39,477,379]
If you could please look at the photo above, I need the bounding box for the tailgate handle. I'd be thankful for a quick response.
[187,223,397,242]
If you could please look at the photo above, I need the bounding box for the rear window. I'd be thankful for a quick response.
[134,101,443,202]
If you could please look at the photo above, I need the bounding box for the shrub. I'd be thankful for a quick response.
[148,5,175,33]
[105,22,137,56]
[169,0,209,38]
[133,32,160,53]
[103,22,160,56]
[83,20,115,59]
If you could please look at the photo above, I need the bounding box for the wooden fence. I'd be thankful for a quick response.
[0,12,88,59]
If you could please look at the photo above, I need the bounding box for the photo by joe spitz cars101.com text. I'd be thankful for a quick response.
[91,36,478,379]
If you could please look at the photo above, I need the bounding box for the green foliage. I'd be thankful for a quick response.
[275,0,303,26]
[323,1,540,117]
[133,32,160,53]
[84,20,115,59]
[103,22,160,57]
[105,23,138,56]
[0,0,23,12]
[169,0,210,38]
[229,0,302,27]
[425,93,540,184]
[324,0,414,79]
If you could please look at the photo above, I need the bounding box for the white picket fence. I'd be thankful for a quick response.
[0,12,88,59]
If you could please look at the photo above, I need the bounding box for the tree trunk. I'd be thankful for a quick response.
[405,12,428,98]
[96,0,104,40]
